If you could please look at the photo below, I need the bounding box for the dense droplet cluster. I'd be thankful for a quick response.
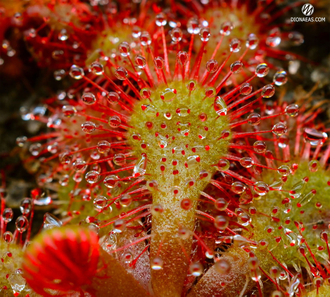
[2,1,328,297]
[14,7,304,295]
[0,185,63,296]
[181,0,305,75]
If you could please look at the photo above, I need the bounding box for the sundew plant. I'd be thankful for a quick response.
[0,1,329,297]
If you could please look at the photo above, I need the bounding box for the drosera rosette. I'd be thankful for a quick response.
[174,0,306,79]
[22,0,102,71]
[190,95,330,296]
[21,225,151,296]
[23,0,161,80]
[17,11,299,296]
[0,0,33,78]
[85,0,159,66]
[0,175,54,296]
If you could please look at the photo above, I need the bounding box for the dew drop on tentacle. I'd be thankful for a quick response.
[272,122,288,136]
[151,257,164,270]
[214,215,229,230]
[2,208,14,223]
[89,61,104,75]
[255,63,269,78]
[82,92,96,105]
[214,258,231,274]
[82,121,96,133]
[69,65,85,79]
[214,96,227,116]
[303,128,328,146]
[254,181,269,196]
[285,104,299,117]
[15,216,29,233]
[214,198,229,211]
[240,83,253,95]
[253,141,266,154]
[20,198,32,216]
[3,231,14,243]
[273,70,288,86]
[261,84,275,98]
[189,262,203,277]
[62,105,77,118]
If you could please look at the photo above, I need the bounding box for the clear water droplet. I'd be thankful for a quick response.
[206,59,219,73]
[253,141,266,153]
[247,113,261,126]
[8,269,26,295]
[114,219,126,233]
[246,33,259,49]
[73,160,87,172]
[58,28,69,41]
[89,61,104,75]
[214,197,229,211]
[277,165,291,176]
[3,231,14,243]
[254,181,269,196]
[93,196,108,211]
[115,67,128,80]
[289,31,304,45]
[214,215,229,230]
[255,63,269,77]
[240,83,252,95]
[214,96,227,116]
[85,171,100,184]
[187,18,200,34]
[135,55,146,69]
[200,27,210,42]
[82,92,96,105]
[266,28,281,47]
[20,198,32,215]
[272,122,287,136]
[220,22,233,36]
[151,257,163,270]
[308,160,319,173]
[2,208,13,223]
[97,140,111,154]
[43,213,62,229]
[189,262,203,276]
[215,258,231,274]
[231,181,246,194]
[119,41,131,57]
[103,93,118,106]
[113,153,126,166]
[170,28,183,43]
[119,194,132,207]
[285,104,299,117]
[62,105,77,117]
[59,174,70,186]
[303,128,328,146]
[230,61,243,73]
[69,65,84,79]
[161,88,176,102]
[155,13,167,27]
[273,70,288,86]
[81,121,96,133]
[177,51,188,65]
[140,31,152,46]
[15,216,28,233]
[108,116,121,128]
[261,84,275,98]
[29,143,42,156]
[230,39,241,53]
[240,157,254,168]
[16,136,27,147]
